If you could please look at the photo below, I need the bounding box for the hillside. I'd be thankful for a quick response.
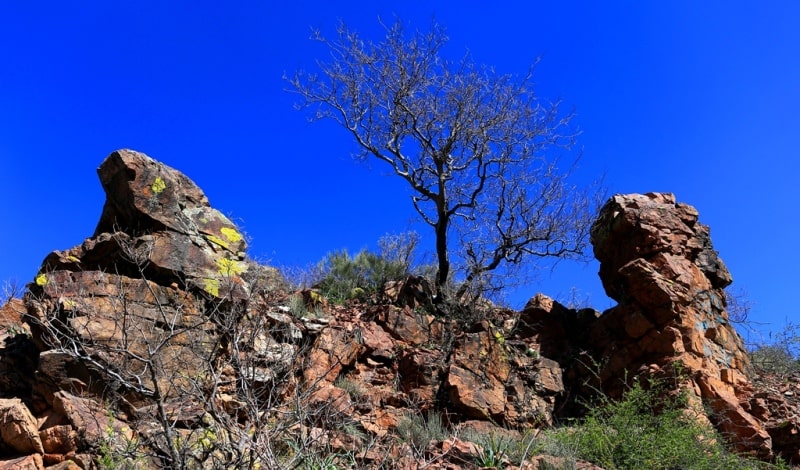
[0,150,798,469]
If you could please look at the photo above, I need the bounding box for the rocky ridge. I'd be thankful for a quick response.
[0,150,796,468]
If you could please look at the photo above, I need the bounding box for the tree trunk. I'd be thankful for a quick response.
[434,217,449,301]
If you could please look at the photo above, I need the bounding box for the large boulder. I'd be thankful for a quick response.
[0,398,43,454]
[37,149,249,300]
[25,150,255,404]
[14,150,268,466]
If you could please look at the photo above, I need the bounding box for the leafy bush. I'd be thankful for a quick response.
[545,379,780,469]
[315,248,409,303]
[749,322,800,376]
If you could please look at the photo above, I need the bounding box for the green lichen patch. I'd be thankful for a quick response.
[35,273,48,286]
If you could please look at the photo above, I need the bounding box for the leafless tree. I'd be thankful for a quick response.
[287,18,603,303]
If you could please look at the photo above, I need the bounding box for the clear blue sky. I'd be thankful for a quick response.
[2,2,797,342]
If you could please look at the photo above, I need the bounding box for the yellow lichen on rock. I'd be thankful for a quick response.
[204,278,220,297]
[35,273,48,286]
[220,227,243,243]
[309,290,323,305]
[205,235,230,250]
[217,258,246,277]
[151,176,166,194]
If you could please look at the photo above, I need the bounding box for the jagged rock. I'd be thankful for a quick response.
[303,327,361,385]
[397,347,442,404]
[27,270,216,400]
[8,151,792,467]
[744,372,800,463]
[22,149,260,413]
[0,299,37,400]
[38,424,77,455]
[584,192,771,457]
[42,461,81,470]
[0,398,43,454]
[37,149,250,301]
[373,305,441,346]
[446,325,510,420]
[52,391,134,449]
[0,454,43,470]
[444,315,569,428]
[383,275,433,308]
[32,351,102,410]
[518,293,599,364]
[0,299,30,341]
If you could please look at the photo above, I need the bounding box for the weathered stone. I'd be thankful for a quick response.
[11,153,793,466]
[383,275,433,308]
[359,321,396,361]
[0,301,37,398]
[0,454,43,470]
[303,328,361,384]
[518,293,599,364]
[590,192,724,301]
[52,391,134,448]
[581,192,770,457]
[743,380,800,464]
[0,398,43,454]
[94,150,242,252]
[0,298,30,341]
[446,328,509,420]
[39,424,78,454]
[374,306,440,346]
[28,270,216,399]
[308,383,352,416]
[35,149,249,301]
[41,460,81,470]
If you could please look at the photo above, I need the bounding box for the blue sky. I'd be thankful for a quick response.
[1,2,798,342]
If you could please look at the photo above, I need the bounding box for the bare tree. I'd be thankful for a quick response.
[287,18,603,303]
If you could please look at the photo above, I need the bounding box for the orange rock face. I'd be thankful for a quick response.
[586,192,771,458]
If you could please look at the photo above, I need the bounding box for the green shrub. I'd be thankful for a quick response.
[395,411,448,451]
[462,431,514,468]
[287,292,325,319]
[749,322,800,376]
[315,248,409,303]
[750,344,799,375]
[545,379,779,469]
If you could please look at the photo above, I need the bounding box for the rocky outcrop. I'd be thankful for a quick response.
[2,150,260,468]
[2,152,796,467]
[584,192,771,457]
[39,149,250,300]
[0,398,43,454]
[744,371,800,463]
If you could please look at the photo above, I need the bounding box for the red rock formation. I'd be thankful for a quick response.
[40,149,250,301]
[3,151,795,467]
[586,192,772,457]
